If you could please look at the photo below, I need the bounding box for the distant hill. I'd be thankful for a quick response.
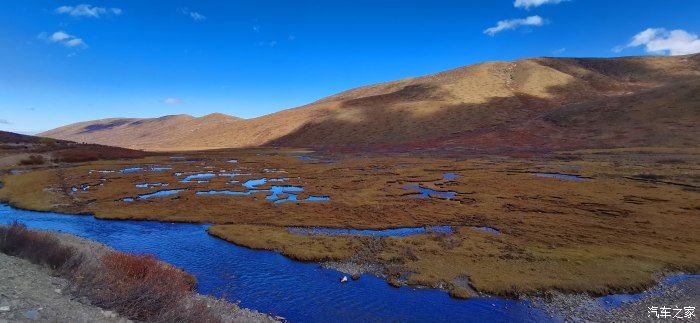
[0,130,149,165]
[41,54,700,152]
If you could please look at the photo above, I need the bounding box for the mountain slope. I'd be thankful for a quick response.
[41,54,700,151]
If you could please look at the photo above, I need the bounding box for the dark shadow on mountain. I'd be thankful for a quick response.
[78,120,134,134]
[263,56,700,154]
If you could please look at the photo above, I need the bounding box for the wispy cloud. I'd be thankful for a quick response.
[253,25,261,32]
[514,0,568,9]
[484,16,544,36]
[553,47,566,55]
[55,4,122,18]
[39,31,87,48]
[0,119,12,125]
[258,40,277,47]
[162,98,182,105]
[617,28,700,56]
[179,8,206,21]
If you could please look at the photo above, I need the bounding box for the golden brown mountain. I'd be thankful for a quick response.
[41,54,700,152]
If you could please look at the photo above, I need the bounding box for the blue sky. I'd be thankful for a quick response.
[1,0,699,134]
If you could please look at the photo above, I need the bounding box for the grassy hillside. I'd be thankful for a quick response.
[41,54,700,152]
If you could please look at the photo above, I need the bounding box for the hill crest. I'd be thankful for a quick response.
[41,54,700,152]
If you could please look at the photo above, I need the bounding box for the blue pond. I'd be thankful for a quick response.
[197,185,330,205]
[243,178,269,188]
[472,226,501,235]
[135,182,168,188]
[139,189,184,199]
[272,194,330,205]
[124,189,184,202]
[402,184,457,199]
[150,167,173,172]
[532,173,588,182]
[443,173,460,181]
[288,226,453,237]
[219,172,252,178]
[0,204,552,322]
[119,167,144,174]
[181,173,216,183]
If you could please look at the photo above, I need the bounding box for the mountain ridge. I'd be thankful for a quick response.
[41,54,700,152]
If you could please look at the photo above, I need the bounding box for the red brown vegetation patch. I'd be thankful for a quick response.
[19,155,46,165]
[0,222,76,270]
[51,146,149,163]
[74,252,201,321]
[0,223,224,322]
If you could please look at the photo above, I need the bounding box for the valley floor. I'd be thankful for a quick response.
[0,146,698,300]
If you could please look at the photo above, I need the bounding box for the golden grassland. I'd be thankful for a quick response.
[0,147,698,298]
[0,169,65,211]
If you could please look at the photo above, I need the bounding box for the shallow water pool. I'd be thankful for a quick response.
[402,184,457,199]
[181,173,216,183]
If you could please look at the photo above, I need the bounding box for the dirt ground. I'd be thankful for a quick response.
[1,147,698,298]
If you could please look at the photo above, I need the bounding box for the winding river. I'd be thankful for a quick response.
[0,204,554,322]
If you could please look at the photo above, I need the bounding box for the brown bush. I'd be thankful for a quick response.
[0,222,76,270]
[51,146,149,163]
[75,252,203,321]
[0,223,222,322]
[19,155,46,165]
[52,149,100,163]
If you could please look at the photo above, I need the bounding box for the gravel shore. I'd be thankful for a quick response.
[0,229,277,323]
[533,274,700,322]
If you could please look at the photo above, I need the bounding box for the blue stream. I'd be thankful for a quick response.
[0,204,553,322]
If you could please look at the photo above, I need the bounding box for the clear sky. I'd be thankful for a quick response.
[2,0,699,134]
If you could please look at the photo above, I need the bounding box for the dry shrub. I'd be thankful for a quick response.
[52,149,100,163]
[0,222,77,270]
[0,223,222,322]
[438,234,462,250]
[19,154,46,165]
[51,146,148,163]
[75,251,211,322]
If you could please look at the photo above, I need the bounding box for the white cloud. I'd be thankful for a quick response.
[42,31,87,48]
[514,0,567,9]
[50,31,71,42]
[162,98,183,105]
[179,8,206,21]
[484,16,544,36]
[622,28,700,56]
[65,38,85,47]
[0,119,11,125]
[55,4,122,18]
